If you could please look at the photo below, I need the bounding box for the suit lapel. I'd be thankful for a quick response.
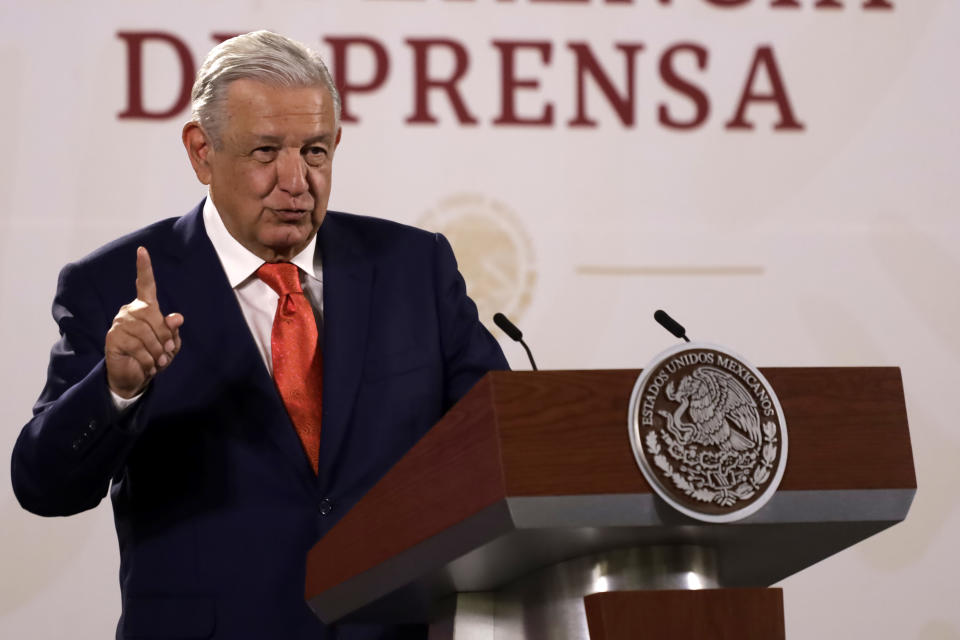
[154,204,319,495]
[316,213,373,491]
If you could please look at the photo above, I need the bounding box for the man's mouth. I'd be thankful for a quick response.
[273,208,309,221]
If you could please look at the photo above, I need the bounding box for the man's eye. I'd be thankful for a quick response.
[304,146,328,165]
[252,147,277,161]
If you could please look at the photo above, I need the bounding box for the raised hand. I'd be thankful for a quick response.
[104,247,184,399]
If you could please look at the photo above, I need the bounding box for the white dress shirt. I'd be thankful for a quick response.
[111,196,323,409]
[201,196,324,375]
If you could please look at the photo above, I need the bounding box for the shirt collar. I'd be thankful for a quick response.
[202,195,321,288]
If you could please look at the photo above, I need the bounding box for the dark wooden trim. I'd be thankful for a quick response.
[584,588,785,640]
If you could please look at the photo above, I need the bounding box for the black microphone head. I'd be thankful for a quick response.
[654,309,687,339]
[493,312,523,342]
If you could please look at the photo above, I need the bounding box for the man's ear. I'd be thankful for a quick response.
[182,122,214,185]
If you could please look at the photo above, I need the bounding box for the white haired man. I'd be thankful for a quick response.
[12,31,507,639]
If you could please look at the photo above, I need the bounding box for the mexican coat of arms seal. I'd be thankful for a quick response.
[628,343,788,522]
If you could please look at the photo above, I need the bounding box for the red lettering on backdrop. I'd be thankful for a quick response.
[492,41,554,126]
[703,0,750,6]
[658,43,710,130]
[725,46,804,130]
[862,0,893,8]
[111,30,823,131]
[405,39,479,125]
[568,42,644,127]
[814,0,843,8]
[325,37,391,124]
[117,31,194,120]
[770,0,801,7]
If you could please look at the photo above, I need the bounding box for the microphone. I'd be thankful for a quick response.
[493,313,538,371]
[654,309,691,343]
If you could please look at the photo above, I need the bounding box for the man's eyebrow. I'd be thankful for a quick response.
[246,134,335,146]
[302,134,335,146]
[248,134,283,144]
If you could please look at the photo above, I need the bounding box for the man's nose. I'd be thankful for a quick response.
[275,150,308,196]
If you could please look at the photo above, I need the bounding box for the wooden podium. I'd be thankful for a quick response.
[304,368,915,639]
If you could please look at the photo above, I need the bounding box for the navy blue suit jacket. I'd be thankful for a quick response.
[11,203,508,639]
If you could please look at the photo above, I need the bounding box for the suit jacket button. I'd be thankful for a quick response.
[318,498,333,516]
[88,419,98,431]
[72,440,80,450]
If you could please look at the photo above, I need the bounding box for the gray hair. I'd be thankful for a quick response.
[190,30,341,146]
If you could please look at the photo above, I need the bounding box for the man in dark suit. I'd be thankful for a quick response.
[11,31,507,639]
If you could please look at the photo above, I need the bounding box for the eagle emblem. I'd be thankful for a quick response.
[628,344,788,523]
[661,367,762,453]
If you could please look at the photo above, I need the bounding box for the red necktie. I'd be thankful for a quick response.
[256,262,322,474]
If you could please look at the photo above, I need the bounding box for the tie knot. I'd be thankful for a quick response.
[256,262,302,296]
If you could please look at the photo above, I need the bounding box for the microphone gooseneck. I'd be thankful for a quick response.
[493,313,538,371]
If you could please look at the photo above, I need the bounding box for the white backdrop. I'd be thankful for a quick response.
[2,0,958,637]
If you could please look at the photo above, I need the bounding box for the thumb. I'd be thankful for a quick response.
[164,313,185,357]
[164,313,185,331]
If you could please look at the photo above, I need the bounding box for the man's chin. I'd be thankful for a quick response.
[257,228,315,261]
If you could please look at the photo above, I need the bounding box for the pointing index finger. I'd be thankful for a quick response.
[136,246,158,304]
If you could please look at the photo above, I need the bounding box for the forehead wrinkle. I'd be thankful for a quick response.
[261,108,327,117]
[222,82,336,149]
[225,101,329,127]
[247,133,284,143]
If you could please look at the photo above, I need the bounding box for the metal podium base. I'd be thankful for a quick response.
[427,546,718,640]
